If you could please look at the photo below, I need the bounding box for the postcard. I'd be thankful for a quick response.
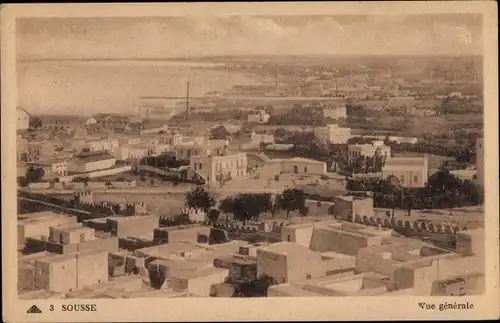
[1,2,498,322]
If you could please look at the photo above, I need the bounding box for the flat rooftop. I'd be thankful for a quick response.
[18,211,71,223]
[268,283,329,297]
[135,242,206,258]
[259,241,312,257]
[170,266,228,280]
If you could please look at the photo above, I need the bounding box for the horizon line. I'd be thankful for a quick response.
[17,53,484,62]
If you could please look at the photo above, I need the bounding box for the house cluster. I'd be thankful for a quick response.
[17,203,484,299]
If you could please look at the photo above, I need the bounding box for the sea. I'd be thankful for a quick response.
[17,59,263,116]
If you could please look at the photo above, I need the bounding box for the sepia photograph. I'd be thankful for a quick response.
[2,2,498,322]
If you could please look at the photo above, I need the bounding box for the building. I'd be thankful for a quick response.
[247,111,270,124]
[33,250,108,293]
[267,272,388,297]
[382,156,429,188]
[17,107,30,130]
[190,152,247,183]
[28,157,68,177]
[475,138,484,186]
[355,238,483,295]
[40,115,83,132]
[153,225,211,245]
[281,157,327,176]
[322,103,347,120]
[82,138,119,153]
[17,211,78,248]
[107,216,159,238]
[159,131,183,146]
[348,141,391,164]
[66,151,116,173]
[25,223,120,255]
[174,139,228,161]
[256,242,326,284]
[250,131,275,145]
[332,196,374,222]
[17,138,43,163]
[309,222,387,256]
[313,124,351,144]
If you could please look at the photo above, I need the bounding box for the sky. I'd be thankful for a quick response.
[17,14,483,60]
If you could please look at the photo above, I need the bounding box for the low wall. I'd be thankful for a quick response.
[28,182,52,190]
[59,165,132,182]
[351,214,462,240]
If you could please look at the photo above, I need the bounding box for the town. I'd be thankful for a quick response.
[16,54,485,299]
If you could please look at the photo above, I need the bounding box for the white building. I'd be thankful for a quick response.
[17,107,30,131]
[475,138,484,186]
[313,124,351,144]
[29,157,69,177]
[281,157,327,176]
[348,141,391,164]
[174,139,228,161]
[67,151,116,173]
[114,145,153,161]
[82,139,120,153]
[382,156,429,188]
[190,152,247,183]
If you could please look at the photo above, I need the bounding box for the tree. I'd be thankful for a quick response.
[210,126,231,140]
[185,186,216,212]
[29,116,43,130]
[299,205,309,218]
[279,189,306,219]
[443,189,461,215]
[207,208,221,226]
[427,168,462,195]
[383,194,398,219]
[17,176,29,187]
[219,197,234,224]
[402,190,418,217]
[25,166,45,183]
[274,127,287,138]
[231,193,272,225]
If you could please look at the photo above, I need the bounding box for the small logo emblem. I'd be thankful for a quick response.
[27,305,42,314]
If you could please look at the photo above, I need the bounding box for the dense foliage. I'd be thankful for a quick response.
[346,168,484,216]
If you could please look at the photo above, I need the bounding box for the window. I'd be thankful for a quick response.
[199,163,202,170]
[287,235,291,242]
[194,163,197,171]
[306,274,312,280]
[304,166,308,173]
[414,175,418,184]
